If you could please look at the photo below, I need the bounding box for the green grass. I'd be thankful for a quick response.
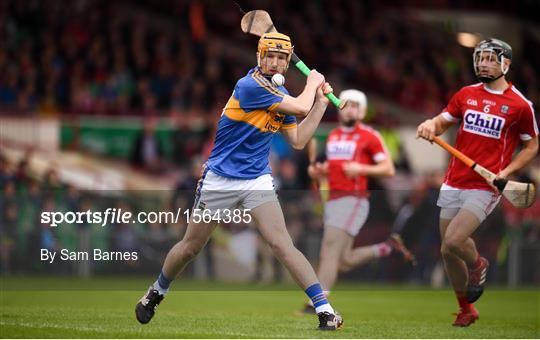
[1,277,538,338]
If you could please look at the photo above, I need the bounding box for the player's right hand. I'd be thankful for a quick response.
[307,69,325,88]
[308,164,318,179]
[308,162,326,179]
[416,119,436,141]
[316,82,333,104]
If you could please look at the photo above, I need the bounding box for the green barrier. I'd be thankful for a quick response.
[61,118,397,164]
[61,119,175,160]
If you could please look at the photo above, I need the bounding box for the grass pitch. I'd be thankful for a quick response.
[1,277,538,338]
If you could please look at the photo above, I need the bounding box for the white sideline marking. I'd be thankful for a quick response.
[0,320,289,338]
[0,320,105,333]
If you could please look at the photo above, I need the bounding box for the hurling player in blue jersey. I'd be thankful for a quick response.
[136,32,343,330]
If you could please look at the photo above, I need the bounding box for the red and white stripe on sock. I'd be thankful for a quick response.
[373,242,392,257]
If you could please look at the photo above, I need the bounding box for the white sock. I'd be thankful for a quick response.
[371,242,392,258]
[153,280,169,295]
[315,303,335,314]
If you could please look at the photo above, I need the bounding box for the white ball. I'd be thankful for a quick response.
[271,73,285,87]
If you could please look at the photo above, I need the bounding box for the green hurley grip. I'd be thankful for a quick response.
[326,92,343,109]
[293,59,311,77]
[291,53,344,109]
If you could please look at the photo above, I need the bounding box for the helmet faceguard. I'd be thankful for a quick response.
[473,38,512,83]
[339,89,367,125]
[257,32,294,73]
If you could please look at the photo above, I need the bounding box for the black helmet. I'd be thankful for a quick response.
[473,38,512,83]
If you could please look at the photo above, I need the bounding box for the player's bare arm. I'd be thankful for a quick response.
[308,162,328,180]
[497,137,539,179]
[343,132,395,179]
[281,83,332,150]
[276,70,325,116]
[416,114,456,141]
[343,157,395,179]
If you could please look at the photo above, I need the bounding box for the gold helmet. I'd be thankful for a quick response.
[257,32,294,71]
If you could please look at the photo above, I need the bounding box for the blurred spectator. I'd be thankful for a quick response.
[108,201,140,272]
[27,198,62,274]
[396,179,442,284]
[274,158,300,191]
[170,112,210,168]
[1,181,18,208]
[130,117,165,172]
[141,222,171,269]
[0,156,14,186]
[0,203,18,274]
[14,150,32,183]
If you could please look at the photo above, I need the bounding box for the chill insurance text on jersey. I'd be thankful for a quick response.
[442,82,538,190]
[326,124,388,195]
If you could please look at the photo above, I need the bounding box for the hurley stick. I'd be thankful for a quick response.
[238,8,346,109]
[432,136,536,208]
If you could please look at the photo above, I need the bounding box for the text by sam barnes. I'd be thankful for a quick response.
[41,249,138,263]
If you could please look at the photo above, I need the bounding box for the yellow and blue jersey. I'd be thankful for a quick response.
[207,67,297,179]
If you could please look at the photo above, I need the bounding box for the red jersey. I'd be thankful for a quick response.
[441,83,538,190]
[326,123,388,199]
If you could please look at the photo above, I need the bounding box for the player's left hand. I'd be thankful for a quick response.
[343,161,366,178]
[416,119,436,141]
[491,170,510,192]
[316,82,332,104]
[496,169,510,180]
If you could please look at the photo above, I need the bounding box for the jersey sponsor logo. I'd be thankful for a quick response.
[327,140,357,160]
[264,113,286,132]
[467,99,478,106]
[463,110,505,139]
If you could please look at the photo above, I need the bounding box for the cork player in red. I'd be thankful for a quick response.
[416,38,538,327]
[300,89,415,314]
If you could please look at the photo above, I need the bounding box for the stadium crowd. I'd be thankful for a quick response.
[2,0,539,118]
